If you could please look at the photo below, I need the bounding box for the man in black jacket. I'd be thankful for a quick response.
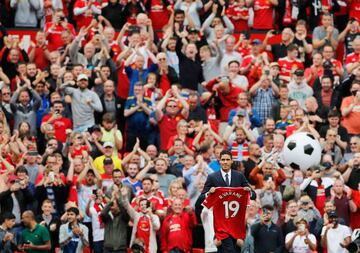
[0,174,34,225]
[95,80,125,134]
[199,150,256,253]
[251,205,284,253]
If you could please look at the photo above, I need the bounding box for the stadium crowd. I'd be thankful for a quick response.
[0,0,360,252]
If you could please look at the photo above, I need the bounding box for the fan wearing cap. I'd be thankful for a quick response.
[60,73,103,132]
[93,141,123,175]
[287,69,313,109]
[285,218,317,253]
[240,39,269,87]
[321,210,351,253]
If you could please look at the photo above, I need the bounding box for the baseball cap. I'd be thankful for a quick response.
[103,142,114,148]
[251,39,262,45]
[188,27,199,34]
[237,109,246,117]
[327,211,338,218]
[103,157,113,165]
[294,69,304,76]
[77,74,88,81]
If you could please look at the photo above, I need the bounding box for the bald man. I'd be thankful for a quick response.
[346,38,360,73]
[19,211,51,252]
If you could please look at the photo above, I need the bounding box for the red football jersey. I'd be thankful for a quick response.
[346,52,360,65]
[278,57,304,79]
[253,0,274,30]
[202,187,249,241]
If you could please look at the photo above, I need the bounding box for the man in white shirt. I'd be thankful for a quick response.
[321,211,351,253]
[285,218,317,253]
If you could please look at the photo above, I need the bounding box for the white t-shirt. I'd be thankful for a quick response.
[321,224,352,253]
[285,232,317,253]
[89,205,105,242]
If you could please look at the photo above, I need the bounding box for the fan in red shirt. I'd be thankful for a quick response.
[161,198,197,253]
[145,0,171,30]
[278,44,304,82]
[349,0,360,20]
[73,0,101,28]
[249,0,278,30]
[345,37,360,74]
[350,185,360,230]
[27,32,50,71]
[226,0,249,33]
[131,177,166,217]
[41,101,72,143]
[205,76,243,125]
[44,10,76,51]
[103,26,122,61]
[240,39,267,87]
[203,187,249,249]
[156,87,189,150]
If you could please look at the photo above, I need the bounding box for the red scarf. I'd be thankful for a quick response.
[93,202,105,228]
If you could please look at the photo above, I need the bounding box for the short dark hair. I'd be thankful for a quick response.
[228,60,240,67]
[67,207,80,216]
[328,108,340,118]
[0,212,16,223]
[102,112,115,123]
[262,205,274,211]
[287,43,298,52]
[52,100,64,107]
[174,9,185,16]
[142,176,153,184]
[112,169,122,175]
[321,75,333,83]
[220,150,232,160]
[16,165,28,175]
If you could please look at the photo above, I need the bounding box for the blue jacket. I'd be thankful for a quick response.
[125,64,158,97]
[228,108,262,129]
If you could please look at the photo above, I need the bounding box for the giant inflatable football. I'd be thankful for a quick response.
[283,132,322,171]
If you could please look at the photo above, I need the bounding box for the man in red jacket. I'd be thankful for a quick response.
[161,198,197,253]
[205,75,243,136]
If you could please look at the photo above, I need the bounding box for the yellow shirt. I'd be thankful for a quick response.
[101,127,123,154]
[93,155,122,174]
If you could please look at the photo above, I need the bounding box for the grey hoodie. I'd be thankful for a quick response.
[288,80,313,109]
[10,0,41,27]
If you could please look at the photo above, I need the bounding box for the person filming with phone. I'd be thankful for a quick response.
[285,218,317,253]
[341,81,360,136]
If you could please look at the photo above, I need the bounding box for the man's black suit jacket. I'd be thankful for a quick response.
[195,169,256,222]
[202,170,256,199]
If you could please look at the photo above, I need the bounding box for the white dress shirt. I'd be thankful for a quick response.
[220,169,231,186]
